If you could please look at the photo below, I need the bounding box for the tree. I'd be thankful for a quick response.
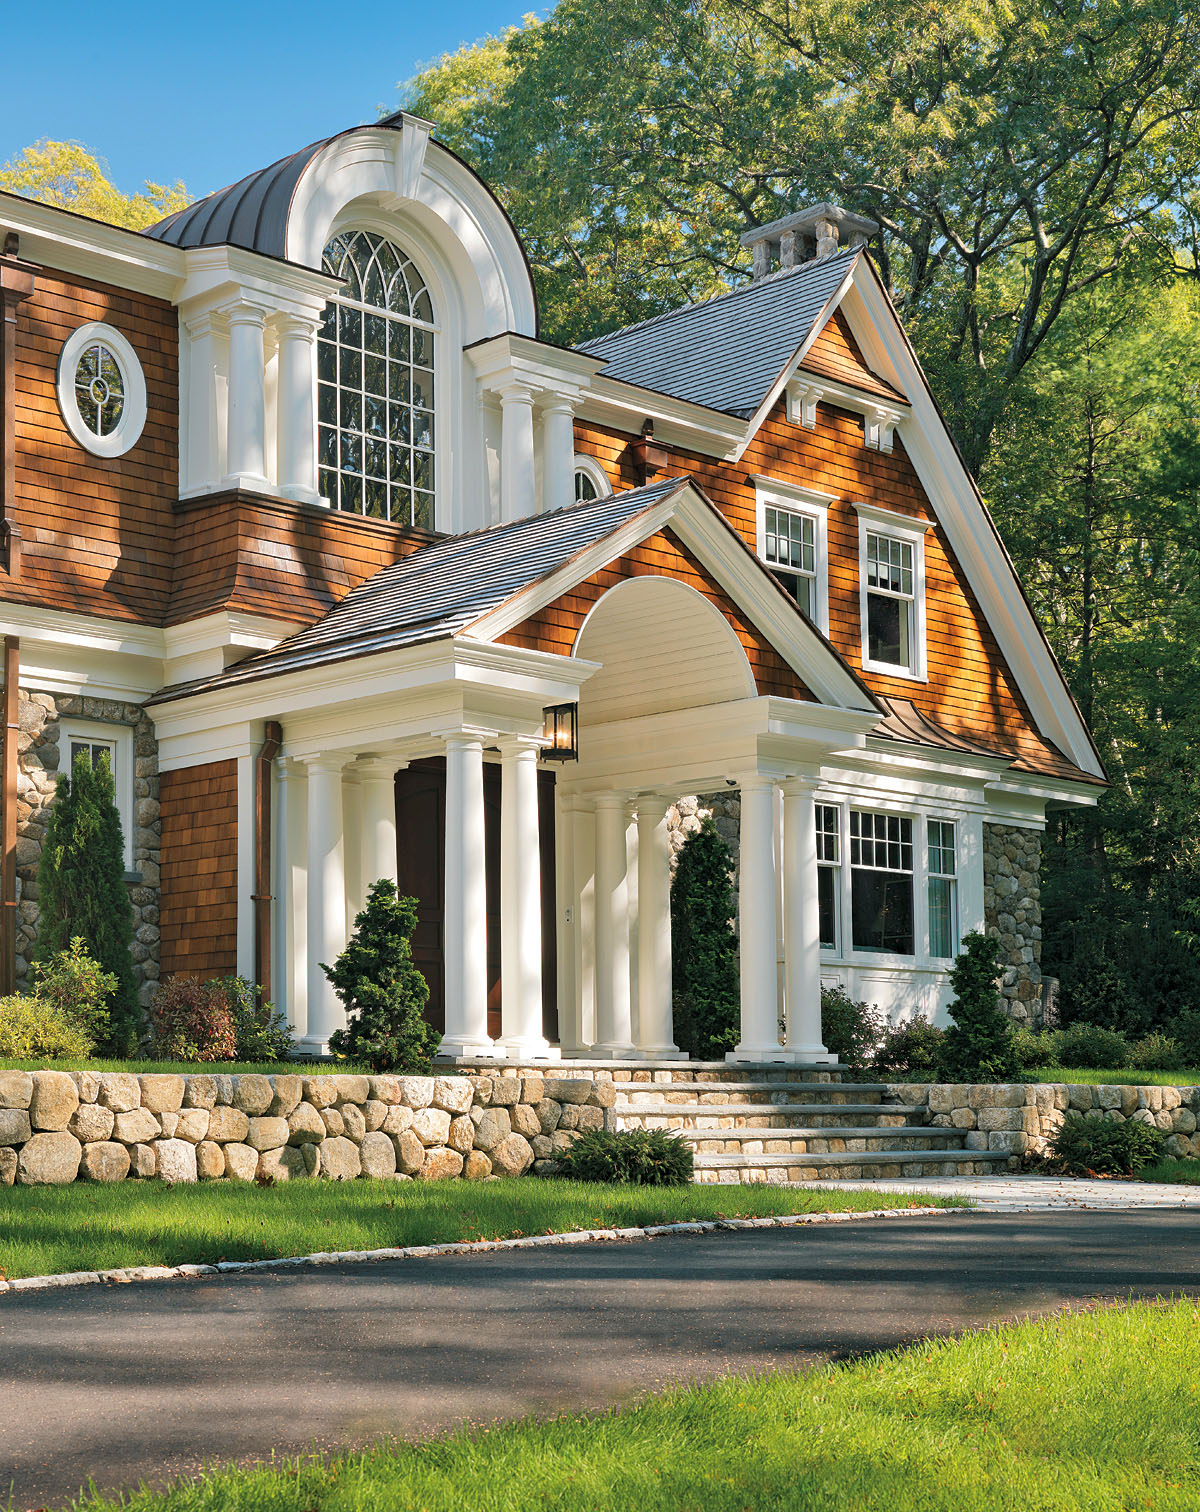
[0,140,188,230]
[937,931,1021,1081]
[670,818,740,1058]
[325,879,439,1072]
[34,749,137,1054]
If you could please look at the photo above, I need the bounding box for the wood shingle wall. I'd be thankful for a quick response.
[159,761,238,980]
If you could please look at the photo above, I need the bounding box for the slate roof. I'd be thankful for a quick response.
[577,250,861,416]
[149,478,689,703]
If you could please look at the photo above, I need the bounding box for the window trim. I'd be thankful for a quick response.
[56,323,148,459]
[572,454,611,503]
[854,502,930,680]
[926,817,959,961]
[752,476,834,634]
[59,720,136,872]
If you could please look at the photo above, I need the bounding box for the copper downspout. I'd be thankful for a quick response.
[252,721,283,999]
[0,636,17,992]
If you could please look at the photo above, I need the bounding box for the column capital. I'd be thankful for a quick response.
[220,297,270,328]
[780,776,822,797]
[496,733,544,758]
[593,790,630,811]
[356,754,407,781]
[738,773,775,794]
[540,395,575,417]
[301,751,354,776]
[275,311,319,341]
[497,380,536,408]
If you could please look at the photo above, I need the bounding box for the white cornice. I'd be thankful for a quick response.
[852,501,933,536]
[177,245,336,321]
[751,475,837,510]
[467,332,606,400]
[0,191,184,300]
[579,376,745,457]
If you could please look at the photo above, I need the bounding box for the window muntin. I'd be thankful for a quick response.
[765,505,818,621]
[74,344,125,437]
[865,531,915,669]
[575,469,598,503]
[318,230,436,529]
[849,809,914,955]
[927,819,958,959]
[816,803,840,951]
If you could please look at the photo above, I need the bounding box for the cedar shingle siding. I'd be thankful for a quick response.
[159,761,238,980]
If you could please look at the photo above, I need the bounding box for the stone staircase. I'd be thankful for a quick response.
[610,1064,1012,1184]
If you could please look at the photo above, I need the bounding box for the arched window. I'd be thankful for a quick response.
[572,455,611,504]
[317,230,436,529]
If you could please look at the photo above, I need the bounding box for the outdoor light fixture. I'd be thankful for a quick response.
[542,702,579,762]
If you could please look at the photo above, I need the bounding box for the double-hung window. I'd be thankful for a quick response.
[753,478,833,632]
[60,720,135,872]
[855,504,929,679]
[816,804,841,951]
[927,819,959,959]
[849,808,914,956]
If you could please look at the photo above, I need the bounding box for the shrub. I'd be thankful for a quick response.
[557,1126,694,1186]
[936,931,1022,1081]
[214,977,295,1061]
[1056,1022,1130,1069]
[873,1017,943,1076]
[0,994,93,1059]
[1168,1009,1200,1067]
[820,986,884,1070]
[150,976,237,1062]
[326,879,439,1073]
[1128,1031,1185,1072]
[671,818,739,1059]
[1012,1024,1060,1070]
[31,937,116,1045]
[35,747,137,1053]
[1050,1110,1166,1176]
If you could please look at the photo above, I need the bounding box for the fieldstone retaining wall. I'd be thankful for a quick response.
[884,1080,1200,1160]
[15,691,161,1007]
[0,1069,614,1186]
[982,822,1043,1025]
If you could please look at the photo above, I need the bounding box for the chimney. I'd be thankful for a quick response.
[740,203,879,281]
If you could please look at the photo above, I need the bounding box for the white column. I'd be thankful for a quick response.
[499,382,536,523]
[542,399,575,513]
[302,753,350,1055]
[782,781,834,1063]
[341,769,363,936]
[223,301,268,488]
[235,748,256,983]
[359,756,401,894]
[442,734,493,1057]
[279,759,308,1041]
[498,738,556,1059]
[730,777,784,1062]
[183,311,220,494]
[593,793,635,1056]
[276,313,322,504]
[636,798,682,1056]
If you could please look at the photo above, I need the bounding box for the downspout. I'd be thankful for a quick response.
[0,636,17,994]
[252,721,282,1000]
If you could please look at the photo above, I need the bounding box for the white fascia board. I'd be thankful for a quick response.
[161,610,301,661]
[0,191,184,300]
[848,263,1103,779]
[668,492,878,712]
[177,245,336,320]
[0,602,164,700]
[466,332,606,397]
[580,376,746,457]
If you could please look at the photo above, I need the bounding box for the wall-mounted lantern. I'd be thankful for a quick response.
[541,702,579,762]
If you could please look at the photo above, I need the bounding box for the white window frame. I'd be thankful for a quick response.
[926,818,959,961]
[573,454,611,503]
[854,502,930,681]
[752,476,834,634]
[59,720,136,872]
[56,322,148,459]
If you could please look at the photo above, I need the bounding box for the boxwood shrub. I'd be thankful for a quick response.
[557,1127,694,1186]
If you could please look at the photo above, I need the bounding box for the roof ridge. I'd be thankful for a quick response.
[577,248,860,353]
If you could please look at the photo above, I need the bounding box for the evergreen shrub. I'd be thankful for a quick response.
[150,976,237,1062]
[0,994,93,1058]
[557,1126,694,1186]
[820,986,884,1070]
[670,817,739,1059]
[35,748,137,1053]
[936,931,1022,1081]
[1128,1031,1185,1072]
[325,879,439,1072]
[1050,1110,1165,1176]
[1012,1024,1060,1069]
[873,1016,943,1076]
[1056,1022,1130,1069]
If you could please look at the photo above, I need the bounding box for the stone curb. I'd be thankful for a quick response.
[0,1203,977,1295]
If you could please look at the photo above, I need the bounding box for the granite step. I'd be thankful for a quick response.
[614,1102,928,1129]
[692,1148,1013,1183]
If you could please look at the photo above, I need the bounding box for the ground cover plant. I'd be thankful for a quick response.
[1139,1157,1200,1185]
[0,1179,963,1281]
[61,1299,1200,1511]
[556,1127,693,1185]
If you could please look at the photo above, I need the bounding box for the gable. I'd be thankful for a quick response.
[799,309,906,404]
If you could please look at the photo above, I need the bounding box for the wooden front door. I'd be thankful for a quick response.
[394,758,557,1043]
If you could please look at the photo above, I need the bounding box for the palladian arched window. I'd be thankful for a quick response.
[317,230,436,529]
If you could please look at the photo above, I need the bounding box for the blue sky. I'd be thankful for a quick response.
[0,0,538,204]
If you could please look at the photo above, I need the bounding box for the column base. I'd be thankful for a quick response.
[221,470,270,492]
[727,1044,832,1064]
[295,1035,332,1058]
[494,1036,561,1062]
[438,1035,499,1058]
[783,1044,838,1065]
[591,1042,640,1059]
[280,483,327,507]
[634,1044,688,1060]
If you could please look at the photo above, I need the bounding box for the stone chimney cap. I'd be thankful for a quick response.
[740,203,879,251]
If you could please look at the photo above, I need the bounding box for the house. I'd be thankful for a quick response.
[0,113,1104,1064]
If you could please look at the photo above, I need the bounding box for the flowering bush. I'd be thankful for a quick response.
[150,976,237,1062]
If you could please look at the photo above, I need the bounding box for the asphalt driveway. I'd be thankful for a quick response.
[2,1209,1198,1509]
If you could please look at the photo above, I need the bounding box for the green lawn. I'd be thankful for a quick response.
[0,1178,964,1280]
[1140,1157,1200,1185]
[1026,1067,1200,1086]
[63,1299,1199,1511]
[0,1057,365,1075]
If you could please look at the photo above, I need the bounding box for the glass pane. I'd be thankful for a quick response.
[341,474,363,514]
[317,341,336,383]
[75,384,100,432]
[927,819,956,877]
[929,877,956,959]
[339,430,361,471]
[816,805,839,863]
[413,490,435,531]
[338,305,362,346]
[339,347,361,390]
[364,395,386,438]
[363,355,386,397]
[818,865,838,951]
[411,326,433,366]
[364,437,387,480]
[389,405,411,445]
[390,446,411,485]
[100,390,124,434]
[413,451,433,490]
[363,313,387,355]
[389,325,411,363]
[413,289,433,324]
[339,390,361,433]
[412,411,433,452]
[364,478,388,518]
[851,870,914,955]
[867,592,905,666]
[317,385,337,426]
[319,468,337,504]
[411,367,434,410]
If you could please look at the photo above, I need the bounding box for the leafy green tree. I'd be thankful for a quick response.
[670,817,740,1058]
[35,750,137,1054]
[937,931,1021,1081]
[325,879,439,1072]
[0,139,188,229]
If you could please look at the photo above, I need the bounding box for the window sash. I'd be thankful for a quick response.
[848,809,914,957]
[866,532,913,598]
[765,505,818,622]
[927,819,958,958]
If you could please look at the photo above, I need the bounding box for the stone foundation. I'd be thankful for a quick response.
[982,823,1042,1024]
[15,691,160,1008]
[0,1068,614,1186]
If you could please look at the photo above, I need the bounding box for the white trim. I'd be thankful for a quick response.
[56,323,147,459]
[856,509,928,682]
[752,477,832,635]
[573,454,611,501]
[786,374,907,453]
[59,719,136,871]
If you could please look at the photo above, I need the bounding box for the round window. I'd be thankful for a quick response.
[56,323,147,458]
